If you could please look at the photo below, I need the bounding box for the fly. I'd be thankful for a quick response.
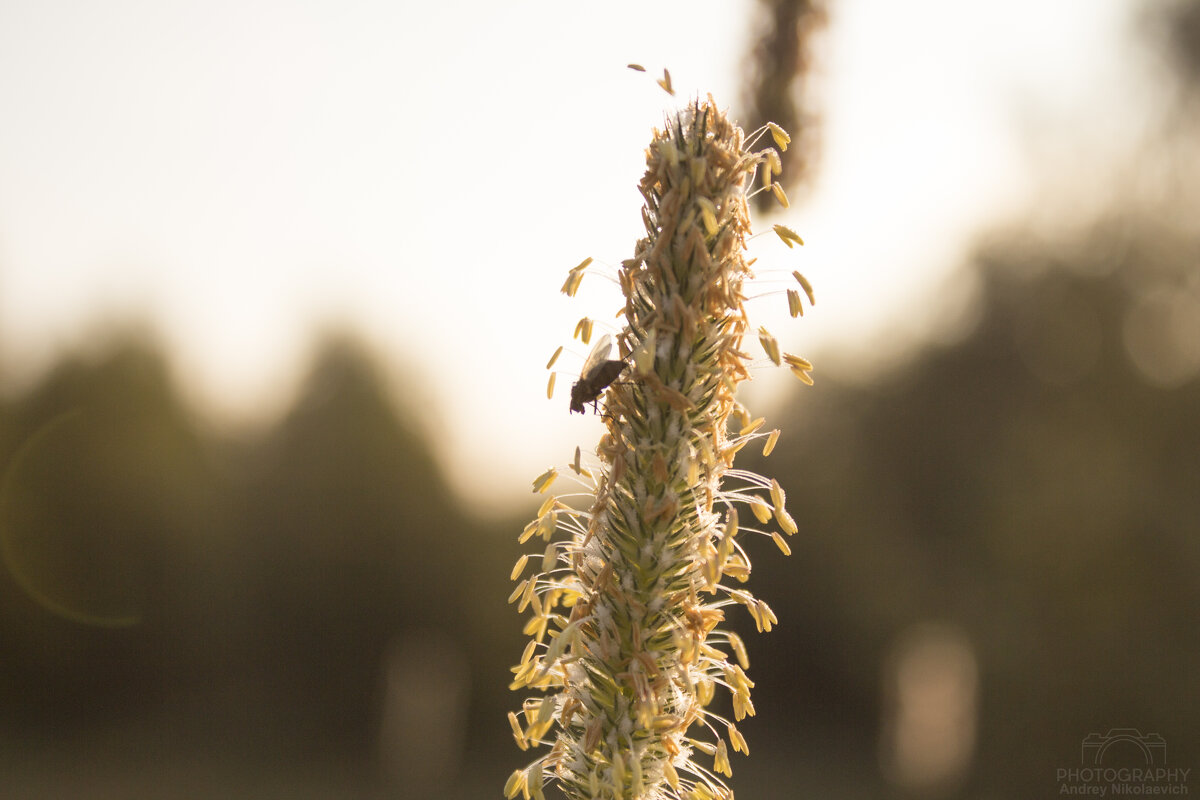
[570,334,628,414]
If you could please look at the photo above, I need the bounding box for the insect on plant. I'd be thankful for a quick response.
[510,95,814,800]
[568,334,628,414]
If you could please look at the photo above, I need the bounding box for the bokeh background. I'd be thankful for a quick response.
[1,1,1198,797]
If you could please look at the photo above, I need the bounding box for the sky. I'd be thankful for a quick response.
[0,0,1147,513]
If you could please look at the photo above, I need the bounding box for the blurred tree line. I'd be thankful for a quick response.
[730,3,1200,796]
[738,218,1200,798]
[2,208,1195,799]
[0,337,527,796]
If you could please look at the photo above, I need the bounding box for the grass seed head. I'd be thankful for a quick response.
[510,95,814,800]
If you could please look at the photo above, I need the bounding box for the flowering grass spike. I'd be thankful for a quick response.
[509,95,812,800]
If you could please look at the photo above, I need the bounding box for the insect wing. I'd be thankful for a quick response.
[592,359,628,387]
[578,334,613,379]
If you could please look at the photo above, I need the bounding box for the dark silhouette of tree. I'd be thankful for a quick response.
[0,334,522,796]
[233,335,461,753]
[0,340,223,732]
[735,218,1200,797]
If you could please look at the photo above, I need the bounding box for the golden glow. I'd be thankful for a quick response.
[0,0,1138,515]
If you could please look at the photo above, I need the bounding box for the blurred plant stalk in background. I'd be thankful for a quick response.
[507,94,813,800]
